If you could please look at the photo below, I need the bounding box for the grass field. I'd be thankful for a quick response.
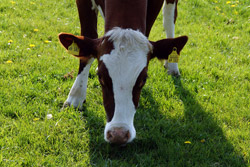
[0,0,250,166]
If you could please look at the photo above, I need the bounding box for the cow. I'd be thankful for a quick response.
[59,0,188,145]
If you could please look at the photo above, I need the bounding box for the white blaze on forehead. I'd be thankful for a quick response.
[100,28,151,142]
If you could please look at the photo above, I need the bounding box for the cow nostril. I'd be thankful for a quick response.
[107,131,114,141]
[122,130,130,143]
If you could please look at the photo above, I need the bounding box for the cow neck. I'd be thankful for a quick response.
[104,0,147,34]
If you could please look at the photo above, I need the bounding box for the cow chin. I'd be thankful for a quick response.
[104,121,136,145]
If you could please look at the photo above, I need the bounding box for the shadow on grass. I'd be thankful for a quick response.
[84,77,246,166]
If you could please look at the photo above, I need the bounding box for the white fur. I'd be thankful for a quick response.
[101,28,151,143]
[65,58,94,109]
[90,0,98,11]
[91,0,104,19]
[163,1,180,75]
[163,2,175,38]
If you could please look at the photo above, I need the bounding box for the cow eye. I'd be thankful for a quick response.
[99,79,105,86]
[98,74,105,86]
[139,76,147,88]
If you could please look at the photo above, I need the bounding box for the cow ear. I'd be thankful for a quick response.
[58,33,99,59]
[150,36,188,60]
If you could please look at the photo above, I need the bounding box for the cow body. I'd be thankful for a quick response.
[59,0,187,145]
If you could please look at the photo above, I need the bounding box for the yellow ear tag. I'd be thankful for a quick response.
[67,41,80,55]
[168,47,179,63]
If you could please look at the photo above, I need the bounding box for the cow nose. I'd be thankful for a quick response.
[106,128,130,145]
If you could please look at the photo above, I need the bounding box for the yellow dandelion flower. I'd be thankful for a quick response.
[44,40,51,44]
[231,4,236,7]
[8,40,13,43]
[226,1,231,4]
[30,2,35,5]
[6,60,13,64]
[201,139,206,143]
[184,141,191,144]
[34,29,39,32]
[214,1,218,3]
[215,6,221,11]
[10,1,16,4]
[30,44,35,48]
[33,118,40,121]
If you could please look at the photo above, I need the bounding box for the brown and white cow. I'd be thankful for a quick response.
[59,0,188,145]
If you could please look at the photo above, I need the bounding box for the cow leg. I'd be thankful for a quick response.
[63,58,94,109]
[145,0,164,37]
[163,0,180,76]
[63,0,98,110]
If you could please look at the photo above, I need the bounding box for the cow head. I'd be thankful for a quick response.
[59,28,188,145]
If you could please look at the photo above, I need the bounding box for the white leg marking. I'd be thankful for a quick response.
[163,2,180,76]
[163,2,175,38]
[64,58,94,109]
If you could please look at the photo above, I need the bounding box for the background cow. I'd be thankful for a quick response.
[59,0,188,145]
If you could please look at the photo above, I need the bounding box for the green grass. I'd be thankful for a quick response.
[0,0,249,166]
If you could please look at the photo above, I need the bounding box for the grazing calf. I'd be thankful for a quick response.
[59,0,188,145]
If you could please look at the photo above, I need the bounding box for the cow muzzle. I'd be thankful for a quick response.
[106,127,131,145]
[104,123,136,145]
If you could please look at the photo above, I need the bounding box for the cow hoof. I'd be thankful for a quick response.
[62,101,71,108]
[61,101,86,111]
[164,62,180,77]
[60,101,71,111]
[167,70,180,77]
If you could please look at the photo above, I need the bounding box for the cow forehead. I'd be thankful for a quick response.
[100,28,150,85]
[100,50,147,85]
[104,28,151,52]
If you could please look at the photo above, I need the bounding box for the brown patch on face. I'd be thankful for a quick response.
[132,67,148,108]
[97,37,115,122]
[98,62,115,122]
